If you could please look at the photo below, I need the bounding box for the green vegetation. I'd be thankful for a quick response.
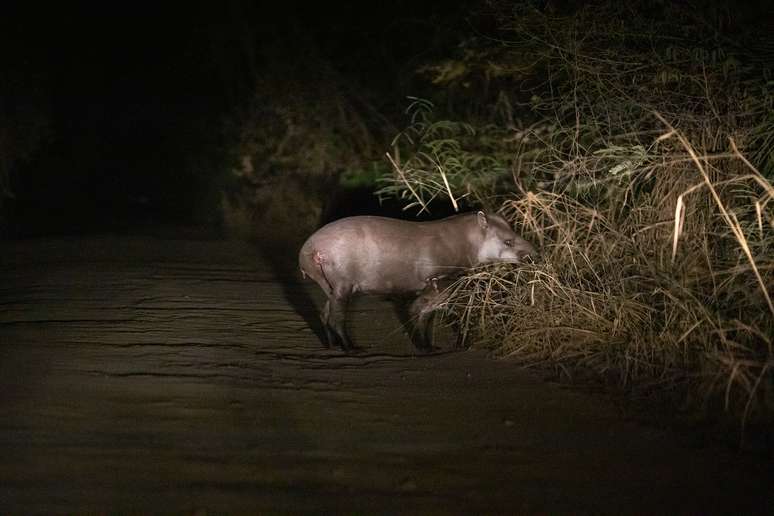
[219,41,390,242]
[378,2,773,436]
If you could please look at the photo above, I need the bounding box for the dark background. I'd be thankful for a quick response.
[2,1,770,236]
[2,1,475,236]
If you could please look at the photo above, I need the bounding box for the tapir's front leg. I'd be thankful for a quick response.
[409,278,450,351]
[410,296,435,351]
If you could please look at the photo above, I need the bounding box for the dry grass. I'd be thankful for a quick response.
[426,123,773,434]
[380,2,774,435]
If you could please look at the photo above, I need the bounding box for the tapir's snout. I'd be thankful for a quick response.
[501,236,538,264]
[517,241,538,263]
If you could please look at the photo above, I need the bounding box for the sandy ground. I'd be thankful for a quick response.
[0,234,772,515]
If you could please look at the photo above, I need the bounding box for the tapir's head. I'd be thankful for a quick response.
[474,211,536,265]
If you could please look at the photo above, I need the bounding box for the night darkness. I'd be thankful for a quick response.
[6,3,212,230]
[3,1,470,235]
[1,2,773,513]
[3,2,772,234]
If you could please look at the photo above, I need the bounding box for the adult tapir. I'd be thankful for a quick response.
[298,211,536,351]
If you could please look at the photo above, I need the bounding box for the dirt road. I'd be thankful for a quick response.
[1,235,771,514]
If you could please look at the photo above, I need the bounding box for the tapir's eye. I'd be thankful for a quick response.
[504,239,513,247]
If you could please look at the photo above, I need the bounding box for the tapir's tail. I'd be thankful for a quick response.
[313,250,335,295]
[298,248,334,296]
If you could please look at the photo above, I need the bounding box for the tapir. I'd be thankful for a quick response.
[298,211,535,351]
[410,276,461,349]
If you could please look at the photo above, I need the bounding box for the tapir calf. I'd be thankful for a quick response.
[298,211,535,351]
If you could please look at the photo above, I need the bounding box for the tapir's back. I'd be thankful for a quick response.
[299,215,475,294]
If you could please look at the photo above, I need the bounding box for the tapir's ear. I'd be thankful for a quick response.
[476,211,488,229]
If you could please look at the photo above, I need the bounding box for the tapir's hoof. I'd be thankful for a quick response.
[415,343,440,354]
[338,339,363,353]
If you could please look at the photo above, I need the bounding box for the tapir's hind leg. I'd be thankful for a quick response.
[320,300,334,348]
[323,294,352,351]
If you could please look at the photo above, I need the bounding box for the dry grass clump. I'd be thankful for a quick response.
[382,2,774,431]
[431,128,773,431]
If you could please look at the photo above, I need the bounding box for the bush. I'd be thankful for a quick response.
[219,40,390,244]
[381,1,774,433]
